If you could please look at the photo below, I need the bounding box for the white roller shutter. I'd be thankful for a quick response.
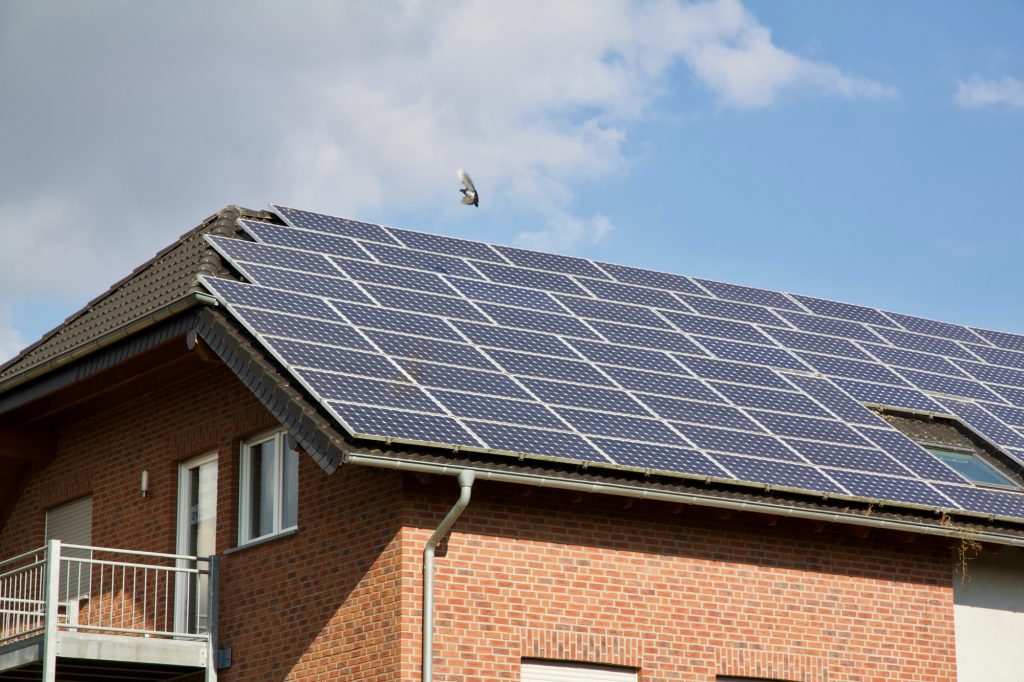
[521,660,637,682]
[45,496,93,600]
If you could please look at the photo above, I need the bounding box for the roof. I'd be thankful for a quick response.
[193,204,1024,527]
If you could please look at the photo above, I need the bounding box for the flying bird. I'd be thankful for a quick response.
[457,168,479,207]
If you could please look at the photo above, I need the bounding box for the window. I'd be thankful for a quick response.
[521,660,636,682]
[239,431,299,544]
[926,446,1017,487]
[45,496,93,601]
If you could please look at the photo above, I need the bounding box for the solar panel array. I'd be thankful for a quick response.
[199,205,1024,521]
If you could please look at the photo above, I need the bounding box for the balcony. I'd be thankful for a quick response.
[0,540,218,681]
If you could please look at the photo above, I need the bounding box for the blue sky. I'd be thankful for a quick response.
[0,1,1022,363]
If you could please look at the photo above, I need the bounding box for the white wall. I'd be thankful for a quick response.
[954,546,1024,681]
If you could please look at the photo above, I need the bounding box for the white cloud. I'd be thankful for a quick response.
[0,0,895,327]
[955,76,1024,109]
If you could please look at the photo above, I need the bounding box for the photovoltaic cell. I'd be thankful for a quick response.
[208,235,340,276]
[556,295,671,328]
[454,321,574,358]
[673,424,798,461]
[332,258,455,295]
[790,294,894,327]
[389,227,505,262]
[697,337,808,371]
[992,385,1024,406]
[673,356,790,389]
[871,327,974,360]
[783,439,906,475]
[886,311,984,344]
[936,399,1024,448]
[638,394,761,430]
[396,360,529,399]
[234,307,371,350]
[474,261,589,295]
[695,279,801,311]
[579,278,689,310]
[480,303,598,339]
[567,338,681,373]
[602,366,722,402]
[521,378,648,415]
[678,294,787,326]
[855,427,967,483]
[972,328,1024,353]
[862,344,966,376]
[336,302,460,340]
[900,369,1003,402]
[592,321,706,355]
[299,370,438,412]
[365,284,487,322]
[832,379,944,413]
[202,277,341,321]
[763,327,870,360]
[330,404,481,447]
[956,360,1024,388]
[431,390,562,428]
[464,421,607,462]
[662,311,772,345]
[936,484,1024,518]
[825,470,950,507]
[782,375,883,425]
[240,220,370,260]
[779,310,881,343]
[600,262,704,294]
[239,264,370,304]
[748,410,868,446]
[447,277,562,311]
[965,344,1024,370]
[264,338,402,380]
[494,244,608,279]
[360,241,481,279]
[796,353,908,386]
[272,205,399,244]
[364,330,496,370]
[593,439,728,477]
[488,349,611,385]
[710,382,829,417]
[713,454,845,493]
[555,408,686,445]
[981,402,1024,428]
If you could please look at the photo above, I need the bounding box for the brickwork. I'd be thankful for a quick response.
[0,347,960,681]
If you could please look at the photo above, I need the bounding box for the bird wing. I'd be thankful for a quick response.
[456,168,476,194]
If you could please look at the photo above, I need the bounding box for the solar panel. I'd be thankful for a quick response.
[710,382,829,417]
[957,360,1024,388]
[364,284,487,322]
[697,337,808,371]
[364,330,496,370]
[264,338,403,380]
[389,227,505,262]
[662,311,772,345]
[331,404,482,447]
[779,310,881,343]
[591,321,706,355]
[695,279,801,310]
[713,454,845,492]
[936,484,1024,518]
[600,262,704,294]
[593,439,728,477]
[299,370,438,412]
[981,402,1024,428]
[238,264,371,305]
[674,356,790,389]
[790,294,895,327]
[602,366,721,402]
[783,440,906,475]
[495,244,609,279]
[333,258,456,295]
[431,390,563,428]
[781,375,883,425]
[555,408,686,445]
[454,321,574,358]
[488,349,611,385]
[335,302,461,340]
[855,427,968,483]
[677,294,787,326]
[824,470,951,507]
[474,261,589,295]
[972,327,1024,353]
[965,343,1024,370]
[796,353,908,386]
[936,399,1024,448]
[871,327,974,360]
[240,220,370,260]
[831,379,944,413]
[885,311,985,344]
[579,278,689,310]
[394,360,528,398]
[232,307,371,350]
[464,421,608,462]
[763,327,870,360]
[480,303,598,339]
[672,424,798,461]
[447,277,562,311]
[521,378,649,415]
[202,277,342,321]
[556,295,671,328]
[899,369,1003,402]
[360,241,482,279]
[567,338,681,373]
[638,394,762,430]
[207,234,340,276]
[747,411,868,445]
[273,204,399,244]
[862,344,966,376]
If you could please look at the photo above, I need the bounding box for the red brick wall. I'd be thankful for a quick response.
[403,480,956,682]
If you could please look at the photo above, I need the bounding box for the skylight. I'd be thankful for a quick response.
[926,446,1019,488]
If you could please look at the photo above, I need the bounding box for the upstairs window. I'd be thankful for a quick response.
[925,445,1017,488]
[239,430,299,544]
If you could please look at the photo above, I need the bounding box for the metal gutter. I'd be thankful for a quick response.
[347,453,1024,548]
[422,471,474,682]
[0,292,218,395]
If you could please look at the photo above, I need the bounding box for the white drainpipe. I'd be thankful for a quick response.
[423,469,475,682]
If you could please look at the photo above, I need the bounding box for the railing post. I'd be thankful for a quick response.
[205,555,219,682]
[42,539,61,682]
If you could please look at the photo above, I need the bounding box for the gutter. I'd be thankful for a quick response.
[423,470,475,682]
[0,292,218,394]
[348,452,1024,549]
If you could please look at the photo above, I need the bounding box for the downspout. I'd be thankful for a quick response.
[423,470,475,682]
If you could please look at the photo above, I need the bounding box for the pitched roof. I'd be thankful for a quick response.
[194,204,1024,526]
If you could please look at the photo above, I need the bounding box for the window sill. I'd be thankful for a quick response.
[224,527,299,555]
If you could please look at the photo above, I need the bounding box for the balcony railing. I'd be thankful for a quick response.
[0,540,218,680]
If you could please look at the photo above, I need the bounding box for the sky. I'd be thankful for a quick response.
[0,1,1022,363]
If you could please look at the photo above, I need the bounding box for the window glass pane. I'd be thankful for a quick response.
[248,439,278,538]
[281,436,299,529]
[927,447,1015,486]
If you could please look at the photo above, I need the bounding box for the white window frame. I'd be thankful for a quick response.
[238,429,299,545]
[176,451,218,634]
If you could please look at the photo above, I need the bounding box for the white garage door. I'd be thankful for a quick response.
[521,659,637,682]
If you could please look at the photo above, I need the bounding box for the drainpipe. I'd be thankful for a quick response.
[423,470,475,682]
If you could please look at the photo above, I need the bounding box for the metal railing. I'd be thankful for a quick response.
[0,540,217,647]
